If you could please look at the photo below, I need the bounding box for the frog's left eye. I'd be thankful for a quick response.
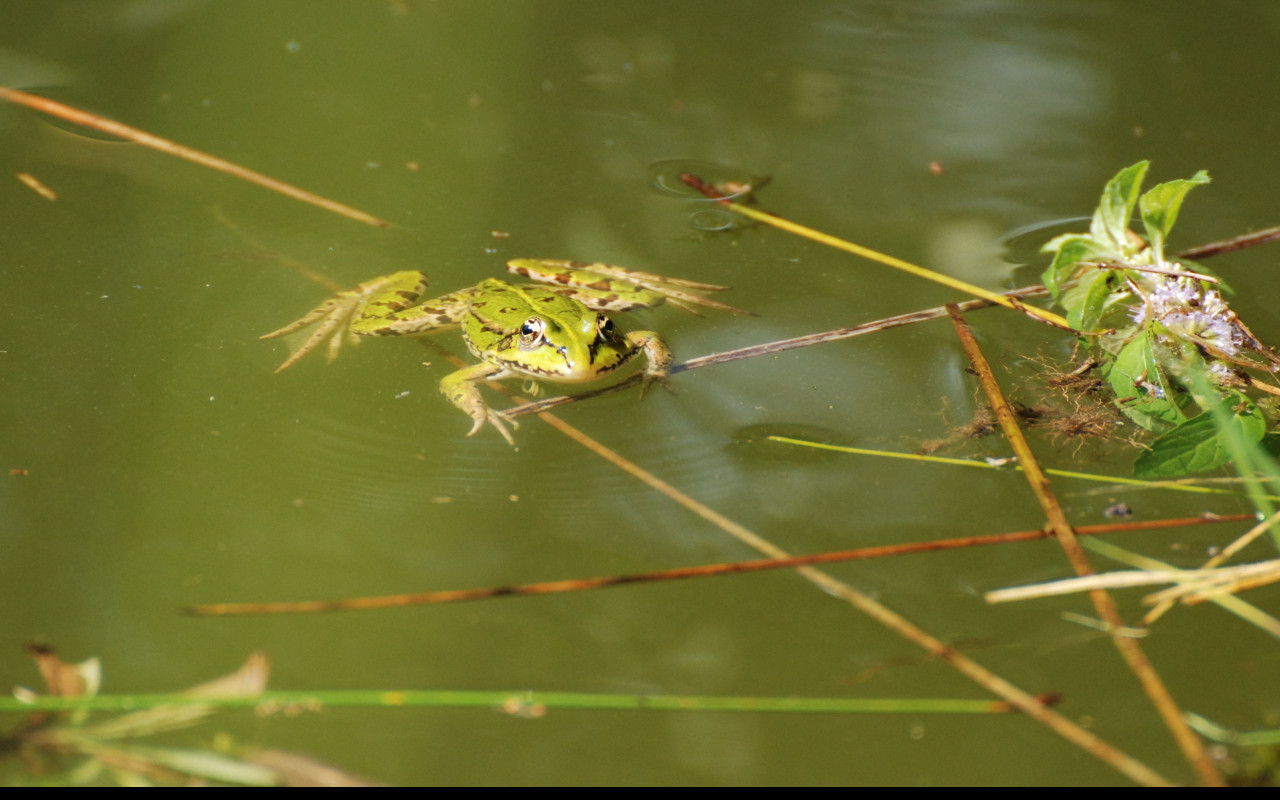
[596,316,615,339]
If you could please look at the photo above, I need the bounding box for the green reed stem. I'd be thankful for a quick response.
[0,690,1026,715]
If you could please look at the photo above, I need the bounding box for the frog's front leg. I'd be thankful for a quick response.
[625,330,675,398]
[440,361,519,446]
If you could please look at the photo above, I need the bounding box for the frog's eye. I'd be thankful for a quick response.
[596,316,615,339]
[519,318,544,341]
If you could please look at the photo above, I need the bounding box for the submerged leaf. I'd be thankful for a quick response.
[35,704,215,744]
[246,748,385,787]
[184,651,270,699]
[126,745,280,786]
[26,642,100,698]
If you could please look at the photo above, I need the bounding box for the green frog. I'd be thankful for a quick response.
[262,258,749,444]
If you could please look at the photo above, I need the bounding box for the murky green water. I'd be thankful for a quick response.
[4,0,1280,786]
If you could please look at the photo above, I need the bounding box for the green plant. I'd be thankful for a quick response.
[1042,162,1280,478]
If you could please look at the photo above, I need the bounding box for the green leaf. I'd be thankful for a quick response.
[1040,234,1113,298]
[1061,267,1113,331]
[1138,170,1210,260]
[1104,332,1185,431]
[1134,401,1265,478]
[1090,161,1149,251]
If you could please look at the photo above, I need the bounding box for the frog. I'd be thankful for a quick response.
[262,258,750,445]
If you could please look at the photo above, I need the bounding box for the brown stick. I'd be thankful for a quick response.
[1176,225,1280,260]
[183,514,1251,616]
[0,86,391,228]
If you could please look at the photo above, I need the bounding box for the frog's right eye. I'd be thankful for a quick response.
[519,318,543,340]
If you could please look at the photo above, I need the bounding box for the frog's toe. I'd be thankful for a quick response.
[639,373,675,400]
[466,409,518,446]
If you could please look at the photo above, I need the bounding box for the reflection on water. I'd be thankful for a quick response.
[287,411,445,516]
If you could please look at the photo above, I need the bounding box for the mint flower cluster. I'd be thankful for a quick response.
[1129,276,1237,355]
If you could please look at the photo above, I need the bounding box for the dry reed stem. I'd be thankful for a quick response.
[0,86,390,228]
[986,560,1280,603]
[1143,560,1280,606]
[948,304,1223,786]
[1144,509,1280,624]
[1175,225,1280,260]
[185,515,1248,615]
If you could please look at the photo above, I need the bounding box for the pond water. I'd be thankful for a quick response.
[3,0,1279,786]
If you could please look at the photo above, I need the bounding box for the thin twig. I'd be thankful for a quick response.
[1176,225,1280,260]
[987,560,1280,603]
[1083,260,1219,284]
[183,515,1250,615]
[1144,509,1280,624]
[1144,560,1280,606]
[0,86,391,228]
[0,689,1042,716]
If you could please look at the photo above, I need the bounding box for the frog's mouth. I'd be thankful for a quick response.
[508,344,630,384]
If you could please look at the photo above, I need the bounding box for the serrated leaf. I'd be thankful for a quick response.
[1040,234,1113,298]
[1063,267,1113,332]
[1134,402,1265,478]
[1105,332,1185,431]
[1139,170,1210,260]
[1090,161,1149,250]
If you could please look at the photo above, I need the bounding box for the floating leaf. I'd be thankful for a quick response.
[1133,401,1265,478]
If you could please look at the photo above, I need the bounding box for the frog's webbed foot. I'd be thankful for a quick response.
[442,362,519,446]
[261,272,432,373]
[260,292,364,373]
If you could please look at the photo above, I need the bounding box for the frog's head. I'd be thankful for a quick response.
[512,311,634,383]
